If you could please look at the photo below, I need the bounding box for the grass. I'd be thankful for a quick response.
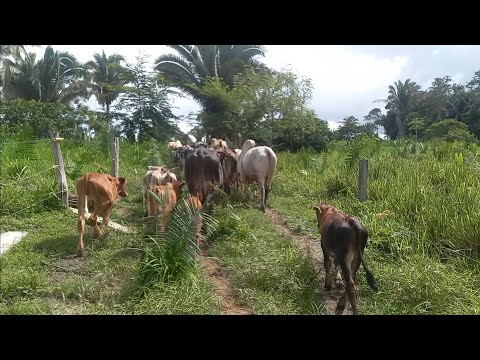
[0,136,219,314]
[208,204,325,314]
[269,137,480,314]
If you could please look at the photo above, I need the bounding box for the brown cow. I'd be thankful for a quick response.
[76,172,128,257]
[184,145,223,205]
[216,148,238,195]
[313,203,378,315]
[142,166,177,216]
[148,180,184,232]
[168,140,182,150]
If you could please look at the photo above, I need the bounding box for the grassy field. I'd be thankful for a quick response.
[2,135,480,314]
[269,137,480,314]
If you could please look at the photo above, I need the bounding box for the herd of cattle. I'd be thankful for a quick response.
[72,137,378,315]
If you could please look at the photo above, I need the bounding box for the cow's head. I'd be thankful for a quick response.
[117,177,128,197]
[148,165,168,173]
[171,180,186,200]
[313,203,331,232]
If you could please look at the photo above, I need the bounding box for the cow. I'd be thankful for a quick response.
[210,138,228,150]
[142,166,177,216]
[175,145,193,168]
[76,172,128,257]
[234,149,242,156]
[168,140,182,150]
[236,139,277,212]
[148,180,184,232]
[313,203,378,315]
[184,146,223,205]
[216,148,238,195]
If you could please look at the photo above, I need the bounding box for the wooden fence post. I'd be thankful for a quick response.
[357,159,368,202]
[111,137,119,177]
[51,133,69,207]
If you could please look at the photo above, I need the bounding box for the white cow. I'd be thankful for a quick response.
[237,139,277,212]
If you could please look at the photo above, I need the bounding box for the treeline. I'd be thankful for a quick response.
[1,45,479,150]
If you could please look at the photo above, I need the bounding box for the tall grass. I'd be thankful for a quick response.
[270,137,480,314]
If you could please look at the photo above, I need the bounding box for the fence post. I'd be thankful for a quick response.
[111,137,119,177]
[51,133,69,208]
[357,159,368,202]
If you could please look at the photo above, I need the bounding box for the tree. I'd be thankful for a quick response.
[1,46,89,105]
[408,117,426,140]
[364,108,384,136]
[154,45,267,138]
[114,52,181,143]
[337,116,361,141]
[85,50,129,118]
[424,119,476,143]
[376,79,422,138]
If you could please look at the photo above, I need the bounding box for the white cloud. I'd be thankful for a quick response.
[262,46,409,124]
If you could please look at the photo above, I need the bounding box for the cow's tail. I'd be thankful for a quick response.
[265,148,277,190]
[348,218,378,292]
[76,174,88,218]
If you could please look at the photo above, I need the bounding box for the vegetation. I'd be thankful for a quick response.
[3,44,480,315]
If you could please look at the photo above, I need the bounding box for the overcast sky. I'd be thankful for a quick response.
[27,45,480,133]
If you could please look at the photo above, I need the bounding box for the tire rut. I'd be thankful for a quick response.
[198,244,251,315]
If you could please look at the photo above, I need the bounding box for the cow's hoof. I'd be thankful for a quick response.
[76,249,84,257]
[335,279,345,290]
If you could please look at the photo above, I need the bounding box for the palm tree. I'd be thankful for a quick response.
[35,46,89,104]
[1,46,89,104]
[376,79,422,138]
[154,45,266,97]
[85,51,129,118]
[154,45,266,138]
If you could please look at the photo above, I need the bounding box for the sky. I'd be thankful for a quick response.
[27,45,480,134]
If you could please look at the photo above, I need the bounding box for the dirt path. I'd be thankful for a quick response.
[264,208,352,315]
[198,244,250,315]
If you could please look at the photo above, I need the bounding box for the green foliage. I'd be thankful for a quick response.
[0,98,90,139]
[271,141,480,314]
[424,119,477,143]
[114,53,181,143]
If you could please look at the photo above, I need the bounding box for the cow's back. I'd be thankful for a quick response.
[239,146,277,183]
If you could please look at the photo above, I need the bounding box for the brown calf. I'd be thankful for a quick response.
[76,172,128,257]
[313,203,378,315]
[148,181,184,232]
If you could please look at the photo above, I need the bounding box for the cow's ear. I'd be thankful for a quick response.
[313,206,321,214]
[118,177,126,184]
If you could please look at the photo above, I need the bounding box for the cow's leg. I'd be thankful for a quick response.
[334,259,344,289]
[321,241,333,291]
[336,249,357,315]
[77,195,87,257]
[101,201,114,236]
[143,191,149,217]
[89,212,101,238]
[258,180,266,212]
[351,252,362,285]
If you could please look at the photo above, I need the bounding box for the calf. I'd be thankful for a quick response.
[76,172,128,257]
[148,180,184,232]
[313,203,378,315]
[142,166,177,216]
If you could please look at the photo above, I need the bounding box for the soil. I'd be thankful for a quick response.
[198,244,250,315]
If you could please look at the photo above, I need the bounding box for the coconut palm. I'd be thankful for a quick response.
[85,50,129,117]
